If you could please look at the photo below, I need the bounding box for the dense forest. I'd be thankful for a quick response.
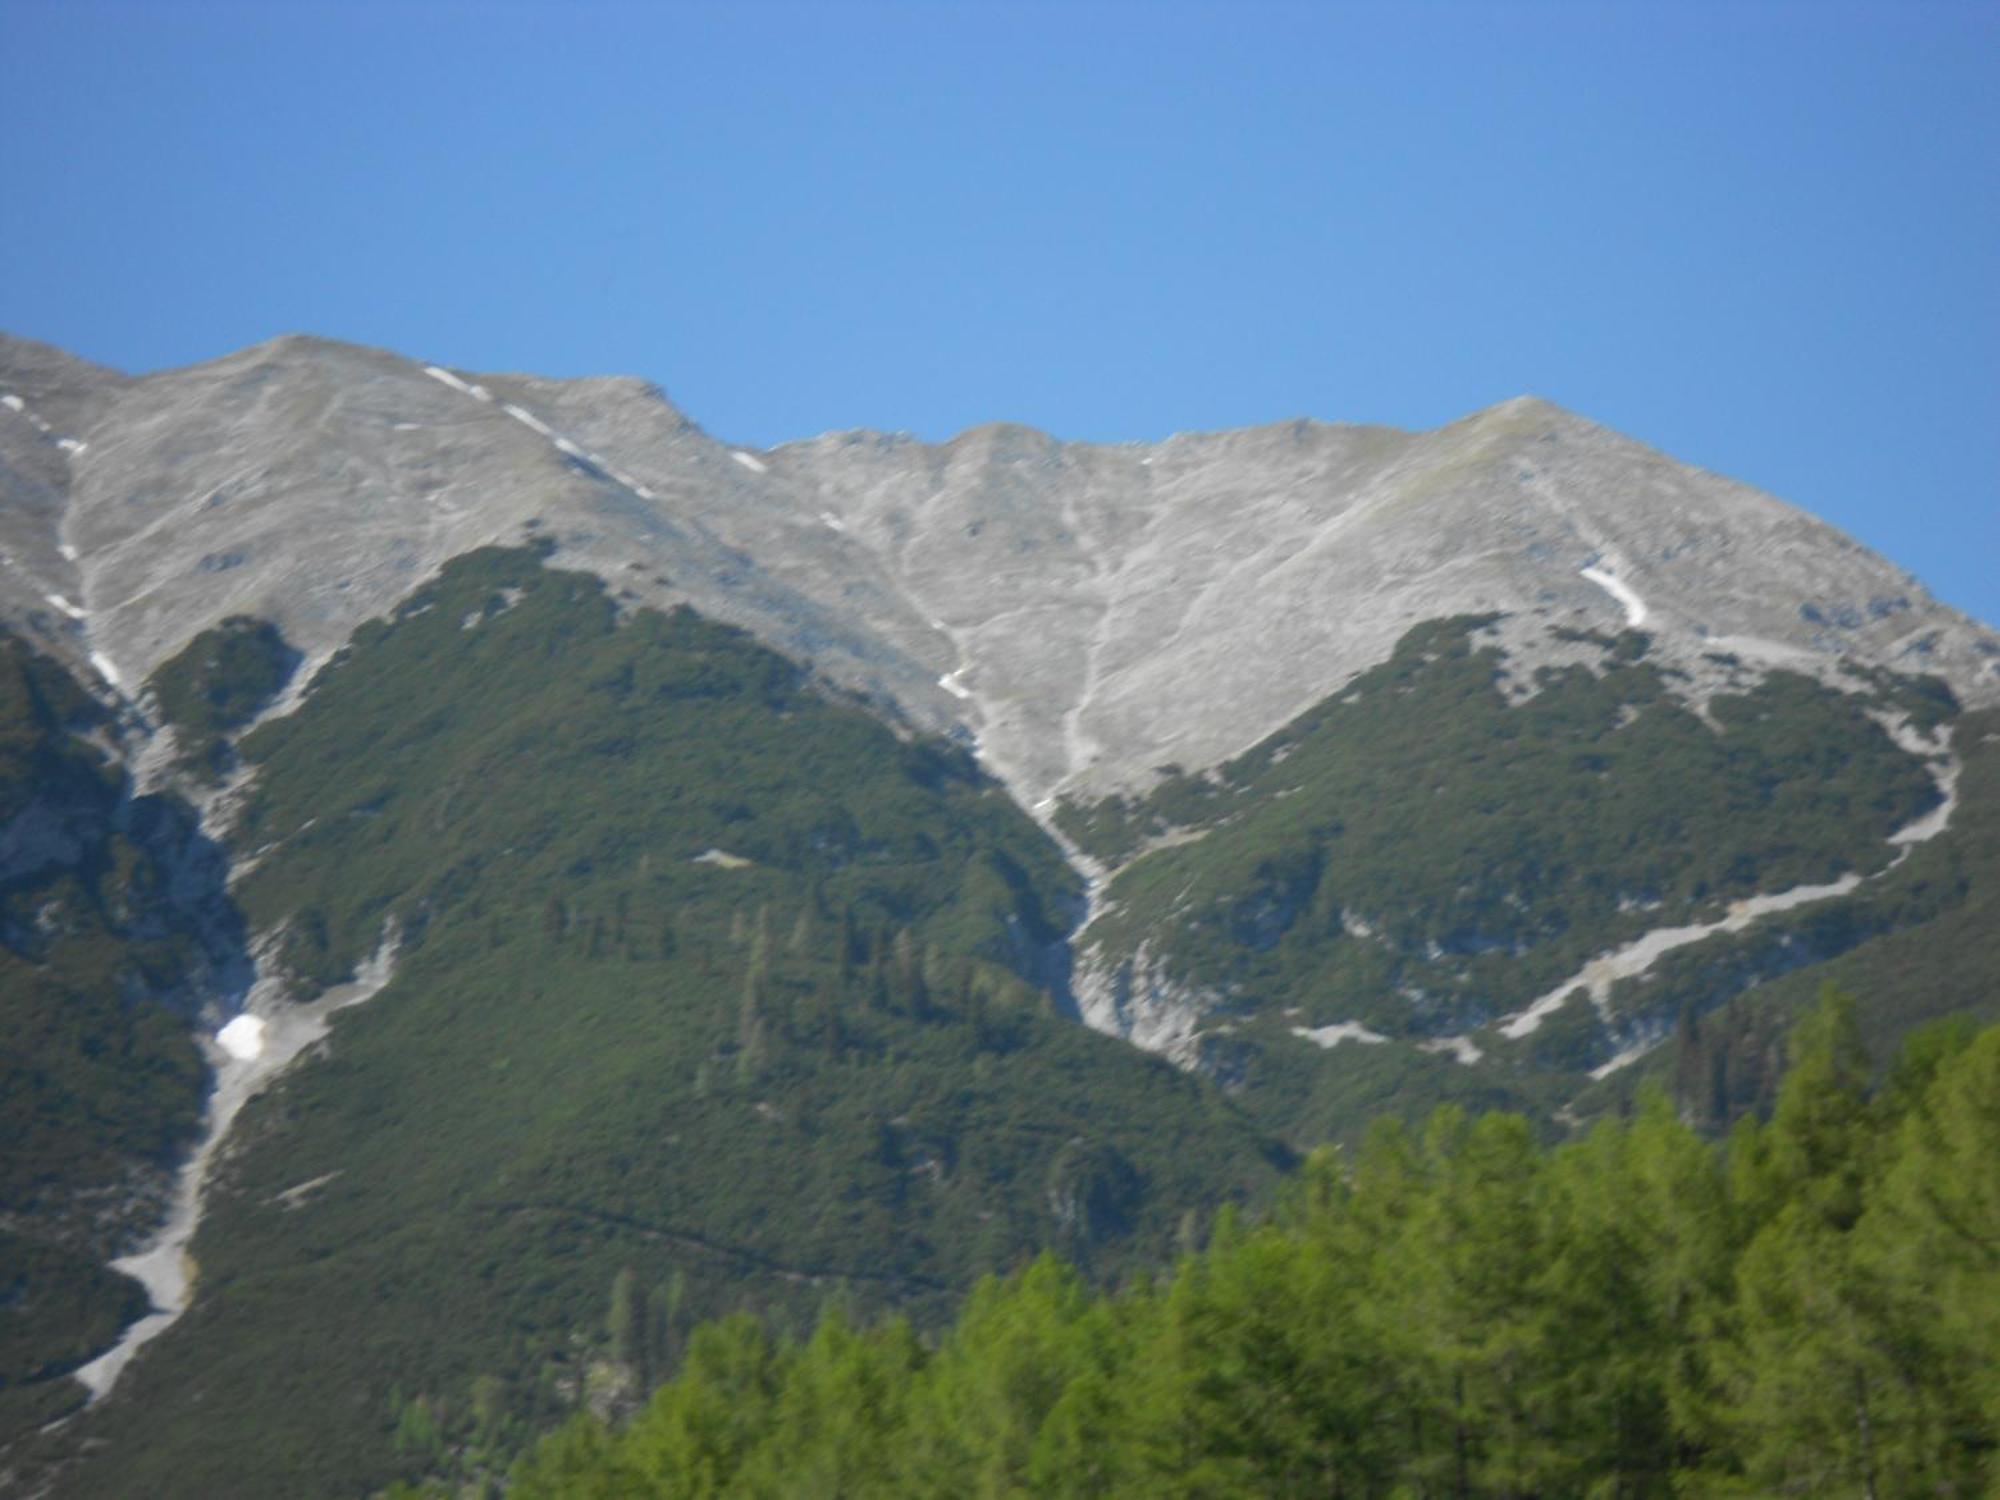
[1060,615,1963,1138]
[471,995,1997,1498]
[38,548,1282,1497]
[11,549,1994,1495]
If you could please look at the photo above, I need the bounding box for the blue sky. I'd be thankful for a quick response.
[3,0,1994,624]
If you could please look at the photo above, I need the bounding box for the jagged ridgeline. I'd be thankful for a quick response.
[49,547,1284,1499]
[1064,616,1980,1141]
[0,631,245,1437]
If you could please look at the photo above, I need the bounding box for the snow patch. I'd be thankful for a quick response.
[1421,1035,1484,1066]
[693,848,753,869]
[1580,564,1648,627]
[421,364,474,395]
[1589,1038,1660,1081]
[74,925,400,1400]
[1885,723,1960,846]
[1501,873,1872,1040]
[1291,1021,1388,1049]
[216,1014,266,1061]
[939,666,973,700]
[819,511,847,532]
[1504,716,1961,1044]
[0,394,22,412]
[57,437,86,455]
[502,403,555,438]
[89,651,124,689]
[58,542,79,562]
[44,593,86,621]
[730,450,768,474]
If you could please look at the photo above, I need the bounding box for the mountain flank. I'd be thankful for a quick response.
[0,330,1995,1495]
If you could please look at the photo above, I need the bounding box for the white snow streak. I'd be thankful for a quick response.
[1503,723,1961,1056]
[421,364,474,395]
[423,360,664,505]
[502,403,555,438]
[1,390,71,444]
[1500,872,1868,1042]
[1291,1021,1388,1049]
[74,928,400,1401]
[819,511,847,532]
[730,450,769,474]
[1887,723,1960,845]
[89,651,124,689]
[1580,564,1648,627]
[44,593,86,621]
[1421,1035,1485,1066]
[1589,1040,1656,1081]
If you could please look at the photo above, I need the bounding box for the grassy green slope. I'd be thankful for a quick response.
[1065,618,1959,1142]
[53,548,1283,1498]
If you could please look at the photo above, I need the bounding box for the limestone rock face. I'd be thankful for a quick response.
[4,331,1994,811]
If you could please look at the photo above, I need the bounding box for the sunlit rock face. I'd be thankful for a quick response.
[3,331,1996,813]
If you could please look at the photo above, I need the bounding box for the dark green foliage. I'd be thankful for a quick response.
[145,614,297,777]
[0,1233,146,1435]
[1063,616,1946,1140]
[1591,704,2000,1128]
[48,549,1283,1498]
[512,998,2000,1497]
[0,631,242,1439]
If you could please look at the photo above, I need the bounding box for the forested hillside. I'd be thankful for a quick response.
[39,548,1284,1498]
[0,630,245,1437]
[1064,616,1978,1141]
[495,997,2000,1499]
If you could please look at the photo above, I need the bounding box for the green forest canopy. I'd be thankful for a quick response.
[490,994,1998,1499]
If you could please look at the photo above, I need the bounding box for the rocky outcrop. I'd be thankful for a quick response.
[4,333,1994,820]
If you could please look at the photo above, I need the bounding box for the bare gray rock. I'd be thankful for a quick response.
[4,331,1994,815]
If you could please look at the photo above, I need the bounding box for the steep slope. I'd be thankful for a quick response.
[3,332,1995,812]
[1586,700,2000,1129]
[1052,616,1983,1141]
[34,550,1283,1498]
[2,329,1995,1491]
[0,630,247,1437]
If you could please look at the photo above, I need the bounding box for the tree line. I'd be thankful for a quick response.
[482,992,1996,1498]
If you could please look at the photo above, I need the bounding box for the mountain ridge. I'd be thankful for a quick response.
[4,330,1994,817]
[3,332,1998,1494]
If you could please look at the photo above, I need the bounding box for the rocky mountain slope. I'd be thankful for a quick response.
[1,329,1995,1494]
[3,332,1994,810]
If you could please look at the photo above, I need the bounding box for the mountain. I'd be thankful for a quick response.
[0,331,1994,1494]
[3,333,1994,799]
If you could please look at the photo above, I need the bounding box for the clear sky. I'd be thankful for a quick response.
[3,0,1994,625]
